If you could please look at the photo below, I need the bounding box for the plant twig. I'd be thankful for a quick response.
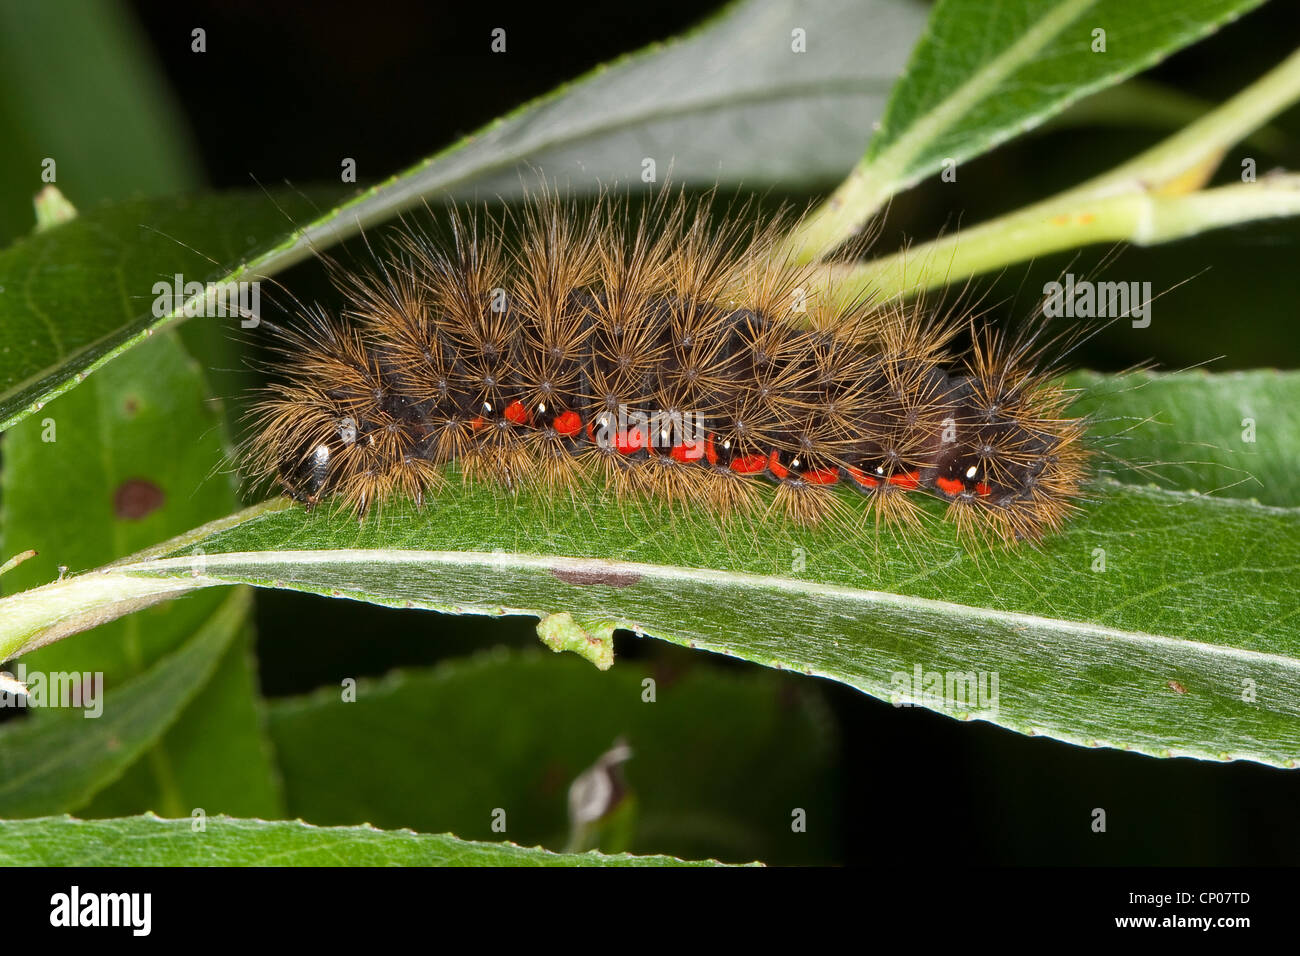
[786,45,1300,294]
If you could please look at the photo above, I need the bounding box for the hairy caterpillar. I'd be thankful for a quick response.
[242,192,1090,547]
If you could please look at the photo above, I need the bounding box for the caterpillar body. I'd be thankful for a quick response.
[244,195,1089,547]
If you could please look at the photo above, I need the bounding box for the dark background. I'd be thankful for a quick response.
[116,0,1300,864]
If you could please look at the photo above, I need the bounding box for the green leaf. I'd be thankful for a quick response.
[0,814,735,866]
[5,372,1297,767]
[1070,369,1298,507]
[0,0,928,434]
[268,650,838,864]
[0,0,279,820]
[0,326,281,819]
[869,0,1264,185]
[0,191,330,433]
[0,589,247,818]
[783,0,1270,257]
[77,628,282,820]
[320,0,929,203]
[1,330,235,657]
[0,0,201,242]
[825,44,1300,297]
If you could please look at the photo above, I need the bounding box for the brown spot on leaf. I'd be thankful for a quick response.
[113,478,165,520]
[1168,679,1188,695]
[652,659,684,691]
[551,567,642,588]
[123,396,140,415]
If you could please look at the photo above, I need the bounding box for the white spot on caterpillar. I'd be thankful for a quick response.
[338,417,357,445]
[965,465,978,479]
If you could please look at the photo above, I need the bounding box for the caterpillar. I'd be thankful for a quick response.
[242,192,1090,548]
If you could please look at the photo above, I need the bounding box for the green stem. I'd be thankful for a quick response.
[820,175,1300,304]
[1079,44,1300,199]
[785,44,1300,281]
[781,0,1096,263]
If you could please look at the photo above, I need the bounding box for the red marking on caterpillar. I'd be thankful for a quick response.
[704,435,720,468]
[934,476,964,496]
[242,193,1090,547]
[504,400,530,425]
[888,471,921,491]
[729,455,768,476]
[803,468,840,486]
[553,410,583,437]
[844,467,879,489]
[614,427,644,456]
[669,440,705,464]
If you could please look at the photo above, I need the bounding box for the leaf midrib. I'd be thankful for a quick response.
[113,544,1300,671]
[869,0,1096,169]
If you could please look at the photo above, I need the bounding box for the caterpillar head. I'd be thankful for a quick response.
[278,438,338,507]
[930,419,1086,543]
[274,414,360,508]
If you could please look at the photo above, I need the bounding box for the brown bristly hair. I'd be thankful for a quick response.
[240,186,1093,552]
